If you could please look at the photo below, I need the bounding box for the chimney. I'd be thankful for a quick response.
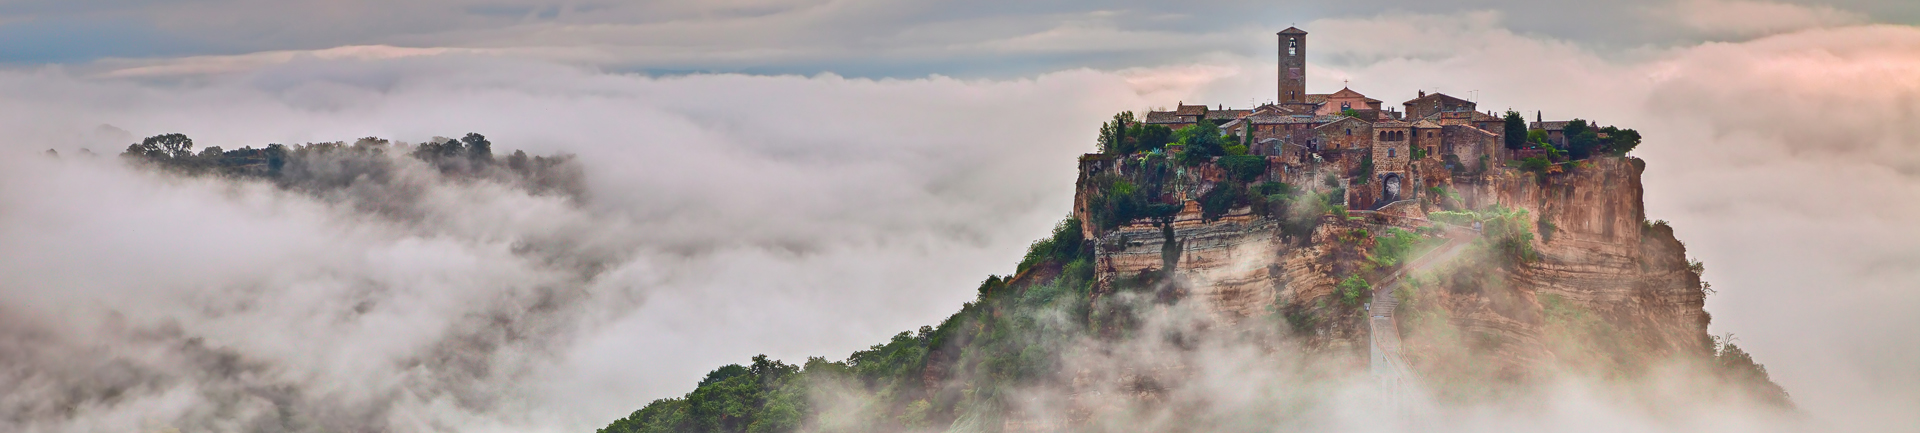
[1537,111,1543,123]
[1418,90,1426,98]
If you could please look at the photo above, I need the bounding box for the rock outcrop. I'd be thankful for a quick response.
[1075,155,1711,380]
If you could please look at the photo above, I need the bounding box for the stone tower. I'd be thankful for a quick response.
[1279,27,1308,104]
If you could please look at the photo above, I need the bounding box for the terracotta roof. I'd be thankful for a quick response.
[1401,92,1472,106]
[1304,94,1330,104]
[1314,116,1369,130]
[1279,27,1308,35]
[1410,119,1444,129]
[1205,109,1251,120]
[1328,87,1367,99]
[1238,114,1306,124]
[1143,111,1184,124]
[1174,104,1207,116]
[1373,119,1410,128]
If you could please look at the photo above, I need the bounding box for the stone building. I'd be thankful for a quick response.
[1144,103,1253,131]
[1401,91,1475,120]
[1313,116,1373,167]
[1315,87,1384,115]
[1531,120,1571,147]
[1370,119,1414,204]
[1440,124,1500,173]
[1133,25,1526,210]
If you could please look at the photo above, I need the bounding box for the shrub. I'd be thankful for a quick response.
[1199,183,1242,221]
[1480,206,1540,263]
[1371,228,1426,268]
[1353,155,1374,184]
[1255,181,1293,197]
[1017,218,1086,273]
[1218,155,1268,182]
[1517,157,1551,174]
[1338,274,1369,306]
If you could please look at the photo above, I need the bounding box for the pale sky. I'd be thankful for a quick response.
[2,0,1914,76]
[1,1,1917,432]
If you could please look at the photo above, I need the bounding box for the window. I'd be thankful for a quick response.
[1289,38,1297,56]
[1389,148,1396,157]
[1345,128,1351,136]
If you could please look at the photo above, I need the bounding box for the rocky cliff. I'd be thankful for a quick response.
[599,149,1784,433]
[1075,154,1713,385]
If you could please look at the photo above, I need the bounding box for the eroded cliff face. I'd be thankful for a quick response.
[1074,155,1711,382]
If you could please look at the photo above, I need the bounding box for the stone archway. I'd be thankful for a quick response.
[1381,173,1403,203]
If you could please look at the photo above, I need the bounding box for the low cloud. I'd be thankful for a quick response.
[0,11,1917,433]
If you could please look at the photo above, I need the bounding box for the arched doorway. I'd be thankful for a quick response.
[1381,173,1403,203]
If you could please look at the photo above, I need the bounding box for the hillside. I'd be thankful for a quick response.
[597,111,1789,433]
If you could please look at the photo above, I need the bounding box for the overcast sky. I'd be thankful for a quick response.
[1,1,1918,432]
[3,0,1915,76]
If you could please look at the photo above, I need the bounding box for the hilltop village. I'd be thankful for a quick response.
[596,27,1793,433]
[1083,27,1640,221]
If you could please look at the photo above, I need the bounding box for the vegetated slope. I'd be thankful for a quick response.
[599,118,1789,433]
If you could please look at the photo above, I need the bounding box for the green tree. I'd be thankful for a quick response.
[1526,129,1550,147]
[1504,111,1528,150]
[1598,126,1641,156]
[1175,123,1224,165]
[1218,155,1268,182]
[122,133,193,160]
[1098,112,1136,155]
[462,133,493,162]
[1129,124,1174,153]
[1562,119,1600,160]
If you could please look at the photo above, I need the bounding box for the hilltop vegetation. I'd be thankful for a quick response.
[599,219,1107,433]
[114,132,585,203]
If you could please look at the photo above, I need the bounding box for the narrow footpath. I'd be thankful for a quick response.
[1368,229,1476,408]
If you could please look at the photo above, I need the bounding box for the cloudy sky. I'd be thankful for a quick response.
[1,1,1917,432]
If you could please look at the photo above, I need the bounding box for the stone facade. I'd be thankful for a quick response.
[1402,91,1476,120]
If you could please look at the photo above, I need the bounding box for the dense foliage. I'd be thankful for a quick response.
[1560,119,1642,160]
[1503,111,1528,150]
[1096,112,1174,156]
[1173,123,1228,166]
[116,133,584,199]
[602,217,1108,433]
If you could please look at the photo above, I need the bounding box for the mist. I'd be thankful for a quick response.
[2,10,1918,433]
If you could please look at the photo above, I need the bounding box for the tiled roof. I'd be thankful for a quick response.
[1401,92,1472,106]
[1373,119,1410,127]
[1205,109,1251,120]
[1144,111,1184,124]
[1410,119,1444,129]
[1304,94,1330,104]
[1314,116,1368,130]
[1329,87,1367,99]
[1279,27,1308,35]
[1531,121,1570,131]
[1174,104,1207,116]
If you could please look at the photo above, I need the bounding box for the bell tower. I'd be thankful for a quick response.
[1279,27,1308,104]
